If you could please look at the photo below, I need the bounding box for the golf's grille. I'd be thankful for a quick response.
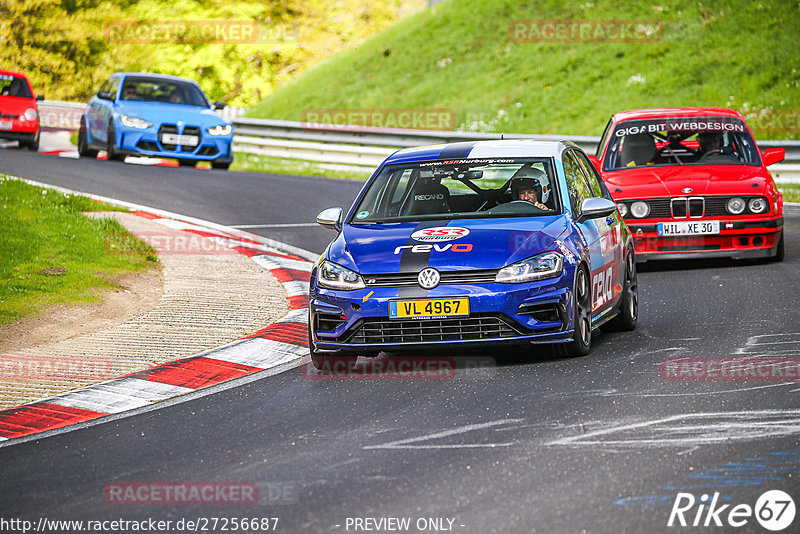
[158,124,178,150]
[363,269,498,287]
[348,315,520,344]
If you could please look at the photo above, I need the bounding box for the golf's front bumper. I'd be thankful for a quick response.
[309,277,576,352]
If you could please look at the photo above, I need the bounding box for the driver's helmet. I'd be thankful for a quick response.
[698,132,724,151]
[510,165,550,203]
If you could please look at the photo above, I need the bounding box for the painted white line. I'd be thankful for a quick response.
[252,255,313,272]
[231,223,318,229]
[612,383,798,397]
[211,338,308,368]
[548,410,800,447]
[364,419,523,450]
[57,151,80,159]
[0,436,7,441]
[48,378,193,414]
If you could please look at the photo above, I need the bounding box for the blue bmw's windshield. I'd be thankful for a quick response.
[120,77,210,107]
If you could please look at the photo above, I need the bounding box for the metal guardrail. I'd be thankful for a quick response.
[33,101,800,181]
[231,117,800,180]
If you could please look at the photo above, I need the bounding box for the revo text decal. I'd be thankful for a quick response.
[591,263,617,310]
[394,243,473,255]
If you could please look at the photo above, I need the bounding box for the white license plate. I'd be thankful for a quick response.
[0,121,12,131]
[658,220,720,236]
[161,133,199,146]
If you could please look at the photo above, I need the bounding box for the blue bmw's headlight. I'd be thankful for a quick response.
[119,115,152,129]
[495,252,564,284]
[317,260,365,290]
[207,124,232,136]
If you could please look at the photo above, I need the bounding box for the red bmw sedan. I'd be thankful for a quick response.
[591,107,784,262]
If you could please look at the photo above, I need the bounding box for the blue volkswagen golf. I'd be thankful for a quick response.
[309,140,638,370]
[78,72,233,169]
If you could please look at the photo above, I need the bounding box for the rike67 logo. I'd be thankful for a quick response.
[668,490,795,531]
[411,227,470,242]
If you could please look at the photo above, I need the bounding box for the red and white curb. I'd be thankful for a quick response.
[0,179,316,443]
[41,149,180,167]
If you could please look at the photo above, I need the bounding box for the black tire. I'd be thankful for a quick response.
[27,131,39,151]
[106,123,125,161]
[604,248,638,332]
[178,159,196,167]
[77,119,98,158]
[557,265,592,357]
[308,317,357,373]
[211,160,231,170]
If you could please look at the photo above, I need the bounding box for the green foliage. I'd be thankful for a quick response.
[0,0,424,107]
[249,0,800,139]
[0,177,157,326]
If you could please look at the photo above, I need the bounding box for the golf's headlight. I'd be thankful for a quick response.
[120,115,152,129]
[495,252,564,284]
[23,108,38,121]
[617,203,628,217]
[317,260,365,290]
[207,124,232,135]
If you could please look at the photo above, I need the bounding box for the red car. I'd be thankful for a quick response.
[590,107,784,262]
[0,70,42,150]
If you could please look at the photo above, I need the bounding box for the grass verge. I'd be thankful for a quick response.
[249,0,800,140]
[231,152,372,181]
[779,183,800,203]
[0,176,159,326]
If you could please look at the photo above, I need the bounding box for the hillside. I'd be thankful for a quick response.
[248,0,800,138]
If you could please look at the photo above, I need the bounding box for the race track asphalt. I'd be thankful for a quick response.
[1,148,799,533]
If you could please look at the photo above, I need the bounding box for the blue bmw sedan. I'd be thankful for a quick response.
[78,72,233,169]
[309,140,639,370]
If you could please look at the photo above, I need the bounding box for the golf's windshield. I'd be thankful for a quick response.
[603,117,761,170]
[351,158,560,224]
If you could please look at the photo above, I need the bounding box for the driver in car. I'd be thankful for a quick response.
[698,132,725,160]
[510,167,549,210]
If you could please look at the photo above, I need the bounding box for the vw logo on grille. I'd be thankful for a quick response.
[682,187,693,193]
[418,267,440,289]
